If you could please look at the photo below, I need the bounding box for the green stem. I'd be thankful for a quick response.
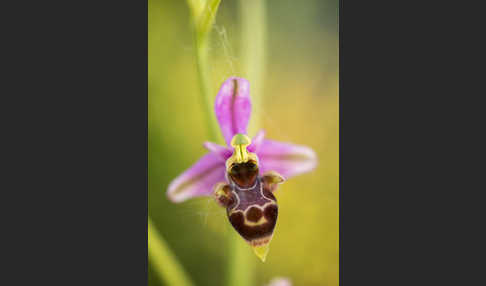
[148,217,195,286]
[227,1,267,286]
[239,0,266,135]
[195,36,220,142]
[227,232,254,286]
[188,0,222,143]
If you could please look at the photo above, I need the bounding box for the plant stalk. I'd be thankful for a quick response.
[148,217,195,286]
[227,231,254,286]
[239,0,266,135]
[195,36,220,142]
[227,1,267,286]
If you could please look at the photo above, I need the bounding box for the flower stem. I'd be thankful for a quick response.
[227,1,267,286]
[195,36,220,142]
[148,217,195,286]
[239,0,266,135]
[227,231,254,286]
[188,0,222,143]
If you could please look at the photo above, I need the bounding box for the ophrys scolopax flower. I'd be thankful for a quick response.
[167,77,317,261]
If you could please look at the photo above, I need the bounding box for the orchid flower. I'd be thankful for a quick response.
[167,77,317,261]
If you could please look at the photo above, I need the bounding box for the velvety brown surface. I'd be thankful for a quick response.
[228,204,278,241]
[228,161,259,188]
[246,206,263,222]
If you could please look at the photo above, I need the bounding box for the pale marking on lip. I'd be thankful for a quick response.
[233,180,258,191]
[259,181,275,202]
[242,202,278,226]
[244,215,268,226]
[227,177,275,213]
[229,202,276,216]
[229,189,240,212]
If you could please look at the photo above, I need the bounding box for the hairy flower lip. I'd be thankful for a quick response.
[166,77,317,203]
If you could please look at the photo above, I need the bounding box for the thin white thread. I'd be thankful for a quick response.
[214,25,237,76]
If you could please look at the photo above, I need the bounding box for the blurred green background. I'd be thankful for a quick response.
[149,0,338,285]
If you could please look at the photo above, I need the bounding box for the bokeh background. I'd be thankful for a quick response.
[149,0,338,285]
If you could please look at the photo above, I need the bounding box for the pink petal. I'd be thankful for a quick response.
[257,139,317,179]
[214,77,252,146]
[167,152,226,203]
[248,129,265,153]
[203,141,233,160]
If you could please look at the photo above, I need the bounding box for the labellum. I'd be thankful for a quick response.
[214,134,284,262]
